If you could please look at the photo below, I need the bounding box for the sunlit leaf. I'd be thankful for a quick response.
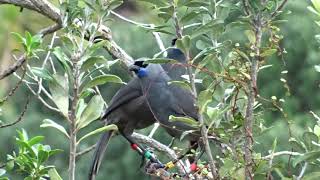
[40,119,69,138]
[260,49,277,57]
[81,74,124,91]
[48,168,63,180]
[293,150,320,167]
[77,125,118,144]
[168,81,192,91]
[198,89,213,114]
[143,58,177,64]
[76,95,105,129]
[80,56,107,71]
[49,74,69,117]
[169,115,199,126]
[31,67,53,81]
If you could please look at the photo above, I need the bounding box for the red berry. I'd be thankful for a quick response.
[190,163,197,171]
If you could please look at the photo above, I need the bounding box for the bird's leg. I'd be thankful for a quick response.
[121,134,164,168]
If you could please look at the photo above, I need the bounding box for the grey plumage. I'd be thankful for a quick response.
[89,48,187,180]
[130,63,200,141]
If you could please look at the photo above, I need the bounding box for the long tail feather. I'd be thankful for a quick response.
[89,131,113,180]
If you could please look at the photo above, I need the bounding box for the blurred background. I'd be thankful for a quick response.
[0,0,319,179]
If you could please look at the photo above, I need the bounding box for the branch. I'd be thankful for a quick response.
[76,144,96,158]
[270,0,288,19]
[0,55,26,80]
[0,0,61,23]
[242,0,251,16]
[244,15,262,179]
[171,1,218,178]
[297,162,308,180]
[0,96,30,128]
[95,25,134,65]
[132,132,186,175]
[262,151,302,160]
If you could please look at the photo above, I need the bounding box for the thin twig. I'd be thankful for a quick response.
[132,132,186,175]
[262,151,302,160]
[270,0,289,19]
[0,96,30,128]
[171,1,218,178]
[297,163,308,180]
[242,0,251,16]
[76,144,96,158]
[0,55,27,80]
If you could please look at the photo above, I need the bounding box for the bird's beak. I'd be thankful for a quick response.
[129,65,140,72]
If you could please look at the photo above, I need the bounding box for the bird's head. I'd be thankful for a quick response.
[129,59,149,78]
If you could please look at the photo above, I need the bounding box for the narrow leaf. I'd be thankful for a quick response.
[77,125,118,144]
[76,95,105,129]
[81,74,123,91]
[40,119,69,138]
[49,74,69,117]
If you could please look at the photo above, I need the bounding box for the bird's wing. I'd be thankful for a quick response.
[169,84,199,120]
[101,78,142,119]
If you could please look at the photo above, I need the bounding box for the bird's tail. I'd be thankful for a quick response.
[89,131,113,180]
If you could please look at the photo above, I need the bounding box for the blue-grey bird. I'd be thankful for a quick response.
[89,48,187,180]
[129,62,201,141]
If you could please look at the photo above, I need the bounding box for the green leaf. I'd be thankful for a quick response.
[31,67,53,81]
[314,125,320,137]
[293,150,320,167]
[38,149,49,164]
[5,160,14,171]
[234,48,250,61]
[260,49,277,57]
[81,74,123,91]
[49,74,69,117]
[303,172,320,180]
[79,88,96,99]
[176,35,191,53]
[168,81,192,91]
[139,0,167,6]
[180,130,197,141]
[76,99,87,120]
[312,0,320,12]
[76,95,105,129]
[309,6,320,16]
[108,0,123,10]
[40,119,69,138]
[183,1,209,7]
[11,32,25,44]
[198,89,213,114]
[53,47,72,75]
[169,115,199,126]
[28,136,44,146]
[25,31,32,48]
[315,65,320,72]
[303,131,318,150]
[77,125,118,144]
[0,169,5,177]
[80,56,108,71]
[244,30,255,44]
[48,168,63,180]
[289,138,306,152]
[143,58,177,64]
[180,11,199,24]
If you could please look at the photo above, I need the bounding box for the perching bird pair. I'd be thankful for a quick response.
[89,47,201,180]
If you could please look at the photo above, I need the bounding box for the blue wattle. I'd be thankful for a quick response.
[137,68,148,77]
